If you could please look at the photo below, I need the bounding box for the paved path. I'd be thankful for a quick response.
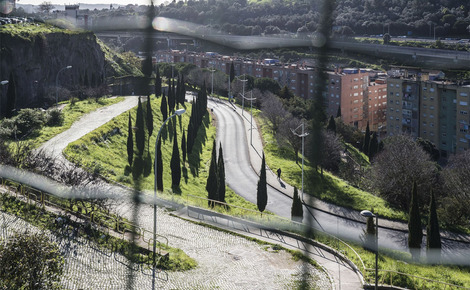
[26,96,339,289]
[39,96,140,159]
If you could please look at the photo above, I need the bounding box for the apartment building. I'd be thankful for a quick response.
[158,50,385,132]
[367,79,387,132]
[387,68,470,156]
[326,68,369,129]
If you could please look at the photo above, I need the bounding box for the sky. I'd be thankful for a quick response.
[16,0,166,6]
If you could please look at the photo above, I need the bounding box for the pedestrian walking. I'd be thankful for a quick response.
[277,168,281,180]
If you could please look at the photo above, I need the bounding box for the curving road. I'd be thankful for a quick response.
[210,98,470,266]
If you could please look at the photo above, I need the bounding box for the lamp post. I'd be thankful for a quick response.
[152,108,185,290]
[55,65,72,107]
[210,66,215,98]
[237,75,247,116]
[241,91,256,145]
[360,210,378,290]
[291,122,309,202]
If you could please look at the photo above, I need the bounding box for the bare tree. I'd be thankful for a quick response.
[261,93,288,134]
[369,135,437,211]
[277,115,303,163]
[319,130,343,173]
[440,151,470,226]
[39,1,55,13]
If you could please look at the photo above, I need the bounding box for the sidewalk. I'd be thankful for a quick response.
[233,100,470,244]
[173,205,364,290]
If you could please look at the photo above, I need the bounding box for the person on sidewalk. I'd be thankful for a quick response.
[277,168,281,180]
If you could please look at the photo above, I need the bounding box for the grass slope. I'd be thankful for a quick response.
[64,96,261,214]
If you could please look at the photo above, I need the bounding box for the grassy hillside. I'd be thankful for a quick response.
[64,96,260,213]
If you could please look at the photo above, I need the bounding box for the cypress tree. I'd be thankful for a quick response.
[135,97,146,156]
[217,143,226,204]
[426,190,441,258]
[206,139,218,207]
[187,116,194,154]
[5,72,16,118]
[181,130,187,164]
[408,181,423,260]
[363,121,370,155]
[170,128,181,189]
[161,92,168,121]
[168,79,175,113]
[336,104,341,118]
[156,138,163,191]
[327,115,336,134]
[155,66,162,97]
[146,96,154,147]
[368,132,378,160]
[291,186,303,223]
[180,74,186,105]
[257,152,268,213]
[127,112,134,167]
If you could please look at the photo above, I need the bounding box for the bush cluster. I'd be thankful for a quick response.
[0,108,63,139]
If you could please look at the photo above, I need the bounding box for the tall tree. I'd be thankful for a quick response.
[156,139,163,191]
[217,143,226,203]
[155,66,162,97]
[146,96,154,148]
[426,190,441,258]
[170,127,181,189]
[370,135,437,211]
[181,130,187,164]
[291,186,303,222]
[327,115,336,134]
[336,104,341,118]
[38,1,55,13]
[408,181,423,260]
[161,92,168,121]
[206,139,218,207]
[5,72,16,118]
[368,132,378,159]
[127,112,133,167]
[135,97,146,156]
[257,152,268,213]
[363,121,370,155]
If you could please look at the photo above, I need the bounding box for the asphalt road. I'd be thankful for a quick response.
[209,98,470,265]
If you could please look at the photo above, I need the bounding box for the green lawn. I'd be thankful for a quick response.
[257,115,407,222]
[31,97,124,148]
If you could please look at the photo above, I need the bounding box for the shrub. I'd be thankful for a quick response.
[46,108,64,126]
[0,231,64,289]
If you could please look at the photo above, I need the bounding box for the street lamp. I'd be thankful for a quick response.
[291,122,309,202]
[360,210,379,290]
[236,75,247,116]
[241,91,256,145]
[55,65,72,107]
[152,108,185,290]
[210,66,216,98]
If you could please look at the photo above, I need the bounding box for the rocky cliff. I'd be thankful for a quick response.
[0,25,106,114]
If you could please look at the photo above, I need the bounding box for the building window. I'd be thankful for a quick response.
[460,110,468,115]
[460,101,468,106]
